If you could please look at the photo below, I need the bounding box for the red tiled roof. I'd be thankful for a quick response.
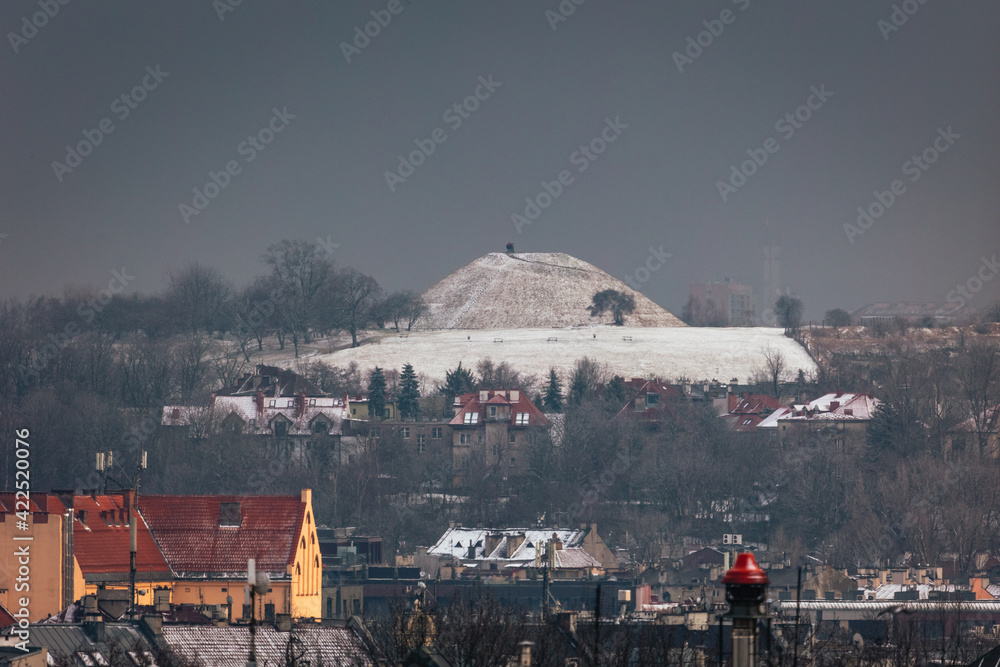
[730,394,783,415]
[0,603,16,630]
[139,495,305,574]
[71,494,171,576]
[0,493,56,514]
[449,390,549,427]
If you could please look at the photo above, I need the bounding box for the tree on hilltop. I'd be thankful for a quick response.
[824,308,852,328]
[587,289,635,326]
[775,295,804,334]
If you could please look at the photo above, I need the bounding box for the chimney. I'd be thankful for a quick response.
[510,390,520,402]
[479,390,489,402]
[518,641,534,667]
[484,532,503,557]
[154,587,171,612]
[275,614,293,632]
[722,553,770,667]
[297,392,306,418]
[141,615,162,638]
[256,391,265,416]
[557,611,578,635]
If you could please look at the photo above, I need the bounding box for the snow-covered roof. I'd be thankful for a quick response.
[777,393,879,422]
[427,527,594,568]
[162,395,345,436]
[757,407,792,429]
[871,584,962,600]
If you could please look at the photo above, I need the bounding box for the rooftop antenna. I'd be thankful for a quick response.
[129,514,137,620]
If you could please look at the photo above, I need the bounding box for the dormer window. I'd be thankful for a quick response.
[269,400,276,408]
[464,412,478,424]
[515,413,529,425]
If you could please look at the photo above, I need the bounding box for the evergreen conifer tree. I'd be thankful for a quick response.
[398,363,420,419]
[543,368,564,412]
[368,367,387,420]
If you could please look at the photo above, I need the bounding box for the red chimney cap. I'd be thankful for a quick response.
[722,552,769,585]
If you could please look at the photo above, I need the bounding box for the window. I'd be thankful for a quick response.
[464,412,479,424]
[510,457,516,467]
[417,439,426,453]
[269,400,276,407]
[432,427,443,439]
[384,409,391,419]
[417,433,426,445]
[646,392,659,406]
[309,398,316,406]
[351,408,357,415]
[313,421,327,434]
[492,444,501,456]
[509,432,516,443]
[460,433,471,445]
[490,406,497,417]
[477,433,484,444]
[400,427,410,439]
[274,421,288,436]
[515,412,529,425]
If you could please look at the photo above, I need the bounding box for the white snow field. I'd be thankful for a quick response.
[291,326,817,386]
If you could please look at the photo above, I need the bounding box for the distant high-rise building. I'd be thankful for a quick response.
[689,279,756,326]
[763,242,780,314]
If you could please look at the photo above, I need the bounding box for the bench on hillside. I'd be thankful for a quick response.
[547,337,558,342]
[622,336,633,342]
[493,338,503,343]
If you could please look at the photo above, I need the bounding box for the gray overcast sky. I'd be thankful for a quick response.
[2,0,998,320]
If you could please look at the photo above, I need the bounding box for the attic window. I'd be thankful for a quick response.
[219,502,242,527]
[646,393,659,406]
[269,400,276,408]
[844,409,854,415]
[515,413,529,426]
[310,399,316,407]
[464,412,478,424]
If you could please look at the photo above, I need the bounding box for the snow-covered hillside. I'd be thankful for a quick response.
[419,252,685,329]
[283,326,816,387]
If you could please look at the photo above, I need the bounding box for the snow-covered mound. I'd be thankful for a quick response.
[418,252,685,329]
[293,327,816,387]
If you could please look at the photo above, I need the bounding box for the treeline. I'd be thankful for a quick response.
[0,239,414,492]
[1,239,422,398]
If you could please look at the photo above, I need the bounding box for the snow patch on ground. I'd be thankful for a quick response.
[277,326,817,386]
